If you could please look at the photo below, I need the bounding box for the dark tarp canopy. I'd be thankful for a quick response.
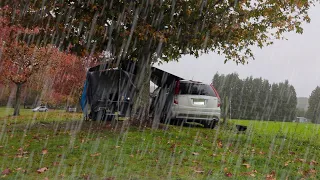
[150,67,184,87]
[80,61,184,112]
[87,61,184,87]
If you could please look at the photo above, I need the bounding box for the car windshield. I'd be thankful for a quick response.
[180,83,216,97]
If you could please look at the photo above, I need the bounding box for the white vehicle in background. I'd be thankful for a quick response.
[66,106,77,112]
[32,106,49,112]
[150,80,221,128]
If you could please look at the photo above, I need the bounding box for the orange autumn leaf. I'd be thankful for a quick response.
[37,167,48,174]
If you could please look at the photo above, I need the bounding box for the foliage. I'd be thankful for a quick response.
[1,42,51,84]
[212,73,297,121]
[44,48,89,107]
[306,86,320,123]
[0,13,88,108]
[296,108,307,117]
[1,0,317,64]
[0,46,87,109]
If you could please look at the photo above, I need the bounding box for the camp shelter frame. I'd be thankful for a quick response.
[81,62,136,121]
[80,60,185,121]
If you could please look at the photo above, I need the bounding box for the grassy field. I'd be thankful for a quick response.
[0,107,319,179]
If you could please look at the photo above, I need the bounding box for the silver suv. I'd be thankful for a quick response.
[150,80,221,128]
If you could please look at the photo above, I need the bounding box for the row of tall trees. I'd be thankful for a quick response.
[212,73,297,121]
[306,87,320,123]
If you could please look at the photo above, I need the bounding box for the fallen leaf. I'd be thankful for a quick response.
[259,151,265,155]
[218,141,223,148]
[296,158,306,163]
[289,151,295,155]
[266,170,276,180]
[240,169,258,177]
[194,170,204,173]
[53,162,59,166]
[242,163,251,168]
[192,152,199,156]
[44,177,49,180]
[104,177,115,180]
[42,148,48,155]
[310,168,317,174]
[115,146,120,148]
[1,168,11,175]
[252,169,258,173]
[83,174,90,180]
[310,160,318,165]
[284,161,291,166]
[225,172,232,177]
[24,144,30,147]
[90,153,101,157]
[37,167,48,174]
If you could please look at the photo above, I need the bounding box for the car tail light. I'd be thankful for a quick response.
[174,80,180,104]
[174,99,178,104]
[210,84,221,107]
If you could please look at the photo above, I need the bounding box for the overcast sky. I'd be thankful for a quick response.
[156,6,320,97]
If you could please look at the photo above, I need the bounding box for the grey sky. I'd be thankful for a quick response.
[156,6,320,97]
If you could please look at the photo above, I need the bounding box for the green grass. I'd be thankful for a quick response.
[0,107,319,179]
[233,119,320,143]
[0,107,82,125]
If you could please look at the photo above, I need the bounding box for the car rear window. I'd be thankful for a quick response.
[180,83,216,97]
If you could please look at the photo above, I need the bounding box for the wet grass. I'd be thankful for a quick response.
[0,107,82,125]
[0,109,319,179]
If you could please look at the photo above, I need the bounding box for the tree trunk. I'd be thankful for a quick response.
[222,96,229,124]
[13,83,22,116]
[131,54,152,127]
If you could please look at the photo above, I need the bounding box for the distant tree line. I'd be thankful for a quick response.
[212,73,297,121]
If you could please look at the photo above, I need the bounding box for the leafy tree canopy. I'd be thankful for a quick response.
[1,0,317,64]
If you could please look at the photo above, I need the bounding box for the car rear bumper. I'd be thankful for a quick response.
[171,107,220,121]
